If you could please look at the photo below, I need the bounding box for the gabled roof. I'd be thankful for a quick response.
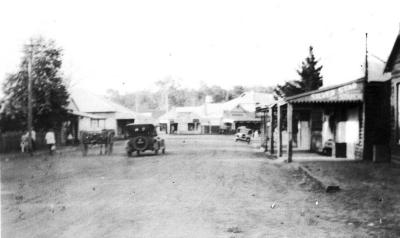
[69,88,137,119]
[157,91,274,123]
[204,103,226,117]
[224,91,275,111]
[159,106,203,122]
[384,33,400,73]
[368,57,391,82]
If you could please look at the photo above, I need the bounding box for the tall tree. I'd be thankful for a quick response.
[229,85,245,99]
[0,37,69,131]
[274,46,323,98]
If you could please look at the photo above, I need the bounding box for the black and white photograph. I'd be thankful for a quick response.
[0,0,400,237]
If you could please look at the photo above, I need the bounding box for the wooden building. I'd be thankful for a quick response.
[384,31,400,163]
[158,106,202,134]
[68,88,137,138]
[257,78,390,162]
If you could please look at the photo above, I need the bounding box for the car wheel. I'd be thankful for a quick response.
[133,136,148,151]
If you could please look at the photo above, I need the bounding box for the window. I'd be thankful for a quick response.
[90,119,99,129]
[188,122,199,131]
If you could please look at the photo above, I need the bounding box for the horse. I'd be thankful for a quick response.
[80,129,115,156]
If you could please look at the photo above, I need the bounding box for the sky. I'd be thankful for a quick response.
[0,0,399,96]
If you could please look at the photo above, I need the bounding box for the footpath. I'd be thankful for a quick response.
[282,157,400,236]
[298,161,400,235]
[252,141,400,236]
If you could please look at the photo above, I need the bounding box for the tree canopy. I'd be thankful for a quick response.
[0,37,69,132]
[274,46,323,98]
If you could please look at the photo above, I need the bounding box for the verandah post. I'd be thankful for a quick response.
[268,106,274,155]
[277,104,282,157]
[287,103,293,162]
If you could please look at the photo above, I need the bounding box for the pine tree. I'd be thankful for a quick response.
[274,46,323,98]
[0,37,70,131]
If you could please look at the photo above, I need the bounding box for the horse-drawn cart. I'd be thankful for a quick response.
[80,129,115,156]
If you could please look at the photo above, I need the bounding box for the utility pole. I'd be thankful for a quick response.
[27,41,34,155]
[361,32,368,159]
[365,33,369,81]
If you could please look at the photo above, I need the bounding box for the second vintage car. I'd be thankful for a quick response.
[125,123,165,156]
[235,126,253,144]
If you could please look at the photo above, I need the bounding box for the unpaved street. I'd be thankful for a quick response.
[1,135,377,237]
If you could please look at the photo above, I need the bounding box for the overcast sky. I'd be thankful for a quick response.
[0,0,399,95]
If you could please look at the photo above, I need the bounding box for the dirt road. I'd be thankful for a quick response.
[1,135,380,237]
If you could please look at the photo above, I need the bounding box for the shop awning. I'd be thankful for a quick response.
[286,78,364,104]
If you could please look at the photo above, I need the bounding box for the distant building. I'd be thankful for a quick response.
[159,106,203,134]
[158,91,275,134]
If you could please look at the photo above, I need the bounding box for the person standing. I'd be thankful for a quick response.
[20,131,29,153]
[45,129,56,155]
[67,133,73,145]
[30,128,36,151]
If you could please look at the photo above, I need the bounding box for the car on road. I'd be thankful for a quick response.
[235,126,252,143]
[321,139,334,156]
[125,124,165,156]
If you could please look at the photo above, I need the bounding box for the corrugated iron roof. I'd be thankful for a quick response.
[69,88,137,119]
[290,99,362,104]
[384,33,400,73]
[285,78,364,104]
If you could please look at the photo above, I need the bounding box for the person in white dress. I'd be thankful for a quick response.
[45,129,56,155]
[30,128,36,151]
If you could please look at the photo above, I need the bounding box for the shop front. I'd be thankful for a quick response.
[265,78,391,162]
[265,78,390,162]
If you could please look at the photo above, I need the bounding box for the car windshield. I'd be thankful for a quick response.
[238,128,251,134]
[127,125,156,136]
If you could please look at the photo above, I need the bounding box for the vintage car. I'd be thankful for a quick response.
[321,139,334,156]
[235,126,252,143]
[125,123,165,156]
